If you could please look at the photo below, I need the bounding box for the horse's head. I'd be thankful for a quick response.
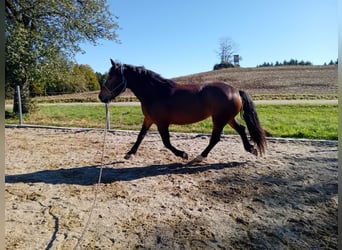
[98,59,127,103]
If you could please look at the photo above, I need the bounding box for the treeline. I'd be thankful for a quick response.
[257,58,338,68]
[5,61,108,99]
[257,59,312,67]
[323,59,339,66]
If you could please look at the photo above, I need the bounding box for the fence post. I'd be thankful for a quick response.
[105,103,110,130]
[16,85,23,126]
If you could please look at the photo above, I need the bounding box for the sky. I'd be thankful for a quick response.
[75,0,338,78]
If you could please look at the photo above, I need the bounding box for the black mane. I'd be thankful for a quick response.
[124,64,176,89]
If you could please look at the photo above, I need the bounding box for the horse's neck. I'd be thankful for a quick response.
[125,74,152,102]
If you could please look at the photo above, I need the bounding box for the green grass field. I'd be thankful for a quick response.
[5,103,338,140]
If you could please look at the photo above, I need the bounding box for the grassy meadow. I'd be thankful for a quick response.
[5,103,338,140]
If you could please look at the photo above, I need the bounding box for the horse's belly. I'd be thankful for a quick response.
[169,108,210,125]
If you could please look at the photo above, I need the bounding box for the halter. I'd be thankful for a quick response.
[103,64,127,95]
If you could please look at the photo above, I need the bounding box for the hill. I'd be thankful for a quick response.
[173,65,337,98]
[31,65,338,103]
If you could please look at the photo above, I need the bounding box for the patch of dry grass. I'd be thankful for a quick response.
[173,65,337,96]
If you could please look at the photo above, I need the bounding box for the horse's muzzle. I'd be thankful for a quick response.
[98,93,110,103]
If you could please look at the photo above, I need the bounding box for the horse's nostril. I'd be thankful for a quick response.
[98,93,107,103]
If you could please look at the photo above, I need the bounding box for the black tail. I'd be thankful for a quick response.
[239,90,267,155]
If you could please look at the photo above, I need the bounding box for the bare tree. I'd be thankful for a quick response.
[217,37,238,63]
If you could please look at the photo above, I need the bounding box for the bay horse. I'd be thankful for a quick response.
[99,59,266,162]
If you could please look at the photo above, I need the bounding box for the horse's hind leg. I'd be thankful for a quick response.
[228,119,257,155]
[125,118,153,159]
[196,122,225,162]
[157,124,188,159]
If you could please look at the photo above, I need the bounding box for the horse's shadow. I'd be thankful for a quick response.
[5,161,243,186]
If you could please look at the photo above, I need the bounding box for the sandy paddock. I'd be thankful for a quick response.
[5,127,337,249]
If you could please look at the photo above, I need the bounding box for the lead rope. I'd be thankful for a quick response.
[73,103,109,250]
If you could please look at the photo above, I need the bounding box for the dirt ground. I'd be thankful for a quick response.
[5,127,338,249]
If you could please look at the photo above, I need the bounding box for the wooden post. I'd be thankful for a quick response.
[16,85,23,126]
[105,103,110,130]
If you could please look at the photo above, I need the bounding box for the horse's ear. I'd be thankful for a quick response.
[110,59,115,66]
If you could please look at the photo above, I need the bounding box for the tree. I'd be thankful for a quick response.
[213,37,241,70]
[76,64,100,91]
[216,37,238,64]
[96,72,108,87]
[39,61,100,95]
[5,0,119,113]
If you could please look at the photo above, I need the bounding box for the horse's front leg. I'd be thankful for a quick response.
[125,118,153,159]
[157,124,188,159]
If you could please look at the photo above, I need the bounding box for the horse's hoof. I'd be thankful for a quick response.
[250,148,258,156]
[181,152,188,160]
[124,153,132,160]
[189,155,205,164]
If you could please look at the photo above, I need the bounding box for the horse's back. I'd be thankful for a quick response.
[192,81,239,104]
